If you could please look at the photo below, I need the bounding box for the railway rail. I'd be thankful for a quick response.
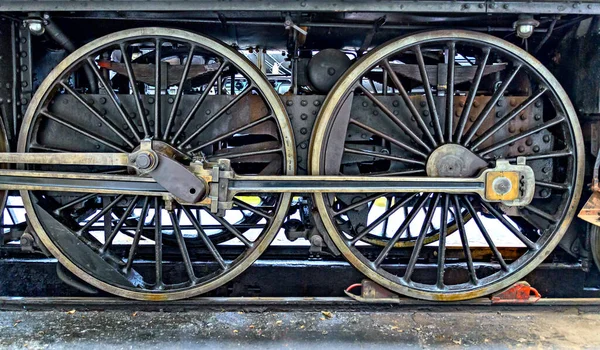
[0,0,599,304]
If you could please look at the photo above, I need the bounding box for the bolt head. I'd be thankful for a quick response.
[492,177,513,195]
[135,153,152,170]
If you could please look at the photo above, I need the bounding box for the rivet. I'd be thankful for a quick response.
[286,100,293,106]
[148,97,155,104]
[418,101,425,107]
[534,114,541,121]
[361,134,367,139]
[300,127,308,134]
[394,110,399,115]
[100,97,107,104]
[301,100,308,106]
[373,110,379,116]
[313,100,321,107]
[422,110,429,117]
[300,142,307,149]
[226,110,231,115]
[362,101,368,107]
[473,101,480,108]
[510,99,517,107]
[526,138,533,146]
[535,101,542,108]
[205,109,211,115]
[540,189,550,197]
[508,126,516,133]
[497,99,504,107]
[168,97,174,104]
[301,113,308,120]
[176,110,182,116]
[543,135,550,143]
[518,146,525,153]
[97,123,102,127]
[520,114,527,120]
[459,101,465,107]
[496,111,502,118]
[533,146,540,152]
[95,144,101,149]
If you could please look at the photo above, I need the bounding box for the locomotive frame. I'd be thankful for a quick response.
[0,0,598,302]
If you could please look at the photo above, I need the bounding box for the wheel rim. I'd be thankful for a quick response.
[18,28,295,301]
[311,30,584,301]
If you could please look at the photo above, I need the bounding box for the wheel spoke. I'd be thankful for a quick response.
[357,84,432,152]
[86,58,142,142]
[462,64,523,145]
[40,110,128,153]
[208,147,282,160]
[181,206,227,270]
[380,60,437,148]
[460,196,508,271]
[164,45,196,139]
[349,194,417,245]
[450,195,477,285]
[170,60,228,143]
[154,39,162,138]
[403,193,440,282]
[454,47,491,143]
[60,82,136,149]
[436,194,450,289]
[205,209,253,247]
[79,194,125,233]
[333,193,388,217]
[349,119,428,159]
[178,81,252,148]
[374,193,430,267]
[477,116,565,156]
[125,197,150,272]
[414,45,444,144]
[469,87,548,150]
[344,147,426,166]
[524,204,558,223]
[120,43,151,138]
[169,208,197,283]
[535,181,569,191]
[478,199,537,249]
[445,42,456,143]
[507,149,572,162]
[154,198,163,289]
[233,198,273,220]
[101,195,139,252]
[189,114,272,153]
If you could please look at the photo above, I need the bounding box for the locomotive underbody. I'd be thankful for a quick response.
[0,0,599,301]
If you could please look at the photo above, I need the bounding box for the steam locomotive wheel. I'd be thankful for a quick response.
[18,28,294,300]
[311,30,584,301]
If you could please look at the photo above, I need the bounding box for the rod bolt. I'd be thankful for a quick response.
[492,177,512,195]
[135,152,153,170]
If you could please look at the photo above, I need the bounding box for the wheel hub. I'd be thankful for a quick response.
[426,144,488,177]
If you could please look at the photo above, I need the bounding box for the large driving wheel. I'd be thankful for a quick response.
[19,28,295,300]
[311,30,584,301]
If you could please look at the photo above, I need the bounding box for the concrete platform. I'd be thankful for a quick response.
[1,305,600,349]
